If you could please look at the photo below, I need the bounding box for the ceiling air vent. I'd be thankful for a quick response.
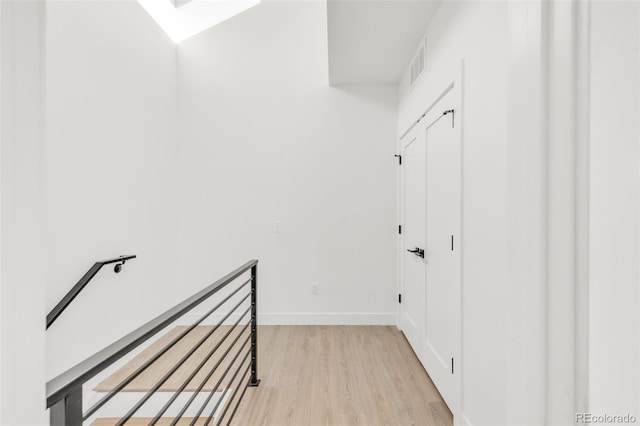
[410,39,426,89]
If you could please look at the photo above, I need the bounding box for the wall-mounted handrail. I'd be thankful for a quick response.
[46,258,259,425]
[46,255,137,330]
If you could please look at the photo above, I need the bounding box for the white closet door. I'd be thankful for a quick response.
[400,125,427,359]
[423,93,461,413]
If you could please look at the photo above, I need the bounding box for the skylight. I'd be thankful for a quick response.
[137,0,261,44]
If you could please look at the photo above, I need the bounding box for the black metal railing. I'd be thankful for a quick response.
[47,259,260,425]
[47,255,137,329]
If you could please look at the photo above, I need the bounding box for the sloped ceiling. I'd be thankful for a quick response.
[327,0,440,86]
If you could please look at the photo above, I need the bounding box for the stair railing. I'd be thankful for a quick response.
[46,259,260,426]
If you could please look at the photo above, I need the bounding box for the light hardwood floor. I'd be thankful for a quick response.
[232,326,452,426]
[94,325,452,426]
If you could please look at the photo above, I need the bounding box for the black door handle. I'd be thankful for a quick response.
[407,247,425,258]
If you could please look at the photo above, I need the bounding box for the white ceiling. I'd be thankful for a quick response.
[327,0,440,86]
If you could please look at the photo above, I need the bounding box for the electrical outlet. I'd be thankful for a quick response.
[311,281,319,295]
[273,220,281,233]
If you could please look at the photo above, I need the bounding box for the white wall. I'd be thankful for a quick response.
[43,0,397,393]
[0,1,47,423]
[176,0,398,325]
[589,0,640,420]
[44,0,178,379]
[397,2,508,425]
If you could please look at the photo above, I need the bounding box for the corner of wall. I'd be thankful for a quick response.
[0,1,47,423]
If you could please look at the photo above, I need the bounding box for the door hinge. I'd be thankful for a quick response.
[451,358,454,374]
[398,294,402,304]
[443,109,455,128]
[451,235,454,251]
[394,154,402,165]
[398,225,402,234]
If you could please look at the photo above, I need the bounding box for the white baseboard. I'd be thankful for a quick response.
[179,312,397,326]
[258,312,397,325]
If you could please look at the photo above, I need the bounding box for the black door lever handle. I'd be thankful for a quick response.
[407,247,425,258]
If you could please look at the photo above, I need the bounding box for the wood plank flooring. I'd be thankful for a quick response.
[94,325,452,426]
[233,326,452,426]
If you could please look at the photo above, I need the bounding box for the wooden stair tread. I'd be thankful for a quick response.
[91,417,210,426]
[95,325,245,392]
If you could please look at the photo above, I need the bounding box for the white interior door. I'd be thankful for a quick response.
[400,125,426,358]
[422,93,461,413]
